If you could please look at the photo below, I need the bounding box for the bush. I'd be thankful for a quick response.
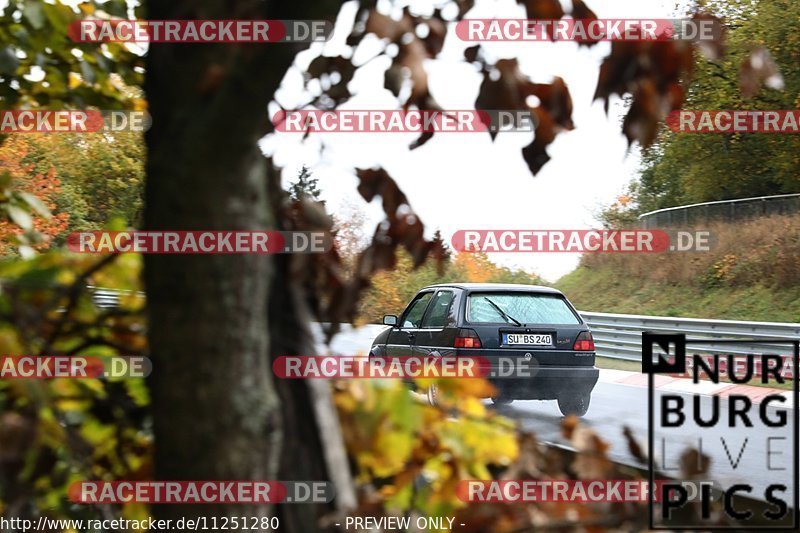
[579,214,800,289]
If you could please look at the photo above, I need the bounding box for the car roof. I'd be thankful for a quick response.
[421,282,563,294]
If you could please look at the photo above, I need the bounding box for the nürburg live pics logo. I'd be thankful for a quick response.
[643,332,799,529]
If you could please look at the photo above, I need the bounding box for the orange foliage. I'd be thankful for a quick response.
[0,136,70,254]
[452,252,494,283]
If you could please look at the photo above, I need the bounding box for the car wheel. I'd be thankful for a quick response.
[558,394,590,417]
[491,396,514,406]
[426,384,439,406]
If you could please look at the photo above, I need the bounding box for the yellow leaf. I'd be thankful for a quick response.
[68,72,82,89]
[131,97,148,111]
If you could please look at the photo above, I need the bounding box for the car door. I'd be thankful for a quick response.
[385,291,434,356]
[413,289,458,358]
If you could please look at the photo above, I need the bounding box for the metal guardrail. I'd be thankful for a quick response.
[86,288,800,361]
[638,193,800,228]
[581,311,800,361]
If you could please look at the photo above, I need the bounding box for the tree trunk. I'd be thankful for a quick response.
[144,1,342,529]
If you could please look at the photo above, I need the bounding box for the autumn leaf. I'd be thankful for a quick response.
[571,0,599,47]
[739,45,784,99]
[517,0,565,21]
[305,55,357,107]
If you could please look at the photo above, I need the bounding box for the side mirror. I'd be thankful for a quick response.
[383,315,398,326]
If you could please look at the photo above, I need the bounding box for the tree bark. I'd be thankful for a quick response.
[144,0,342,529]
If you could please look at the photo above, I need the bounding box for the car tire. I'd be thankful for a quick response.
[491,396,514,406]
[558,394,590,417]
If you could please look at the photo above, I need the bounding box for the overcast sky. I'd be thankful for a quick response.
[262,0,686,281]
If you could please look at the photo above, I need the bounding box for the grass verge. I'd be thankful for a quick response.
[556,266,800,323]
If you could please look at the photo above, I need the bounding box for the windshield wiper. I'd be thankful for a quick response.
[483,297,522,327]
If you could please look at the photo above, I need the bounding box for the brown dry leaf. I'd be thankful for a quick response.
[570,425,614,479]
[384,36,441,147]
[524,79,574,173]
[476,59,533,141]
[517,0,565,20]
[623,425,647,464]
[315,167,443,337]
[306,55,356,106]
[594,41,643,110]
[529,77,574,130]
[535,445,568,479]
[680,447,711,478]
[464,44,480,63]
[536,499,599,527]
[595,41,692,108]
[409,130,434,150]
[561,414,579,440]
[454,501,531,533]
[622,80,661,147]
[475,59,573,171]
[396,39,431,108]
[649,41,695,91]
[356,168,409,215]
[419,15,447,57]
[476,60,529,111]
[522,108,556,174]
[364,10,414,42]
[694,13,725,60]
[739,45,784,99]
[571,0,599,47]
[355,168,441,267]
[455,0,476,19]
[502,432,544,479]
[384,40,438,123]
[595,40,694,147]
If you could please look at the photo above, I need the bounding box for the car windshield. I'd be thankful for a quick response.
[467,292,580,325]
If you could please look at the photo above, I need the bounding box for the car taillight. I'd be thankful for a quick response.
[573,331,595,351]
[454,329,482,348]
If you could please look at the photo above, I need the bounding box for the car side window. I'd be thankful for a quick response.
[402,292,433,328]
[421,290,455,329]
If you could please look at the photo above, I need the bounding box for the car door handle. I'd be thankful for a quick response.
[406,332,416,341]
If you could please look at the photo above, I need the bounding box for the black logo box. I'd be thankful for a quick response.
[643,333,799,530]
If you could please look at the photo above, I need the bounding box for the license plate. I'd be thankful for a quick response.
[503,333,552,346]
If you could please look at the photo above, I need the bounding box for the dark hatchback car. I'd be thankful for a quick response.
[369,283,599,416]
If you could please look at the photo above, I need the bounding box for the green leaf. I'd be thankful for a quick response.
[41,2,74,34]
[103,1,130,18]
[0,46,19,75]
[0,170,12,189]
[22,3,45,31]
